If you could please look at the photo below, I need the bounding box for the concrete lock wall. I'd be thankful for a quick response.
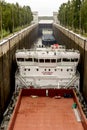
[0,24,38,121]
[53,23,87,101]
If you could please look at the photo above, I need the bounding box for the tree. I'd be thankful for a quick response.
[58,0,85,32]
[80,0,87,33]
[58,3,67,26]
[0,1,33,38]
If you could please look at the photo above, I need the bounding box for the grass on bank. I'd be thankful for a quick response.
[0,24,30,41]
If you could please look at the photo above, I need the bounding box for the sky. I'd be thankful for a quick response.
[5,0,68,16]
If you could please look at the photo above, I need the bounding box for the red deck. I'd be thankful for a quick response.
[7,89,87,130]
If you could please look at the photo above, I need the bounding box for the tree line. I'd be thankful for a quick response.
[58,0,87,34]
[0,0,33,39]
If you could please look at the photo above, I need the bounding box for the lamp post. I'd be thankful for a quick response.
[79,7,81,34]
[0,1,3,40]
[79,0,83,34]
[12,4,14,34]
[78,0,82,34]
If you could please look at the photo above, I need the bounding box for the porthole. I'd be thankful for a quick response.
[55,69,57,71]
[61,69,63,71]
[24,68,26,71]
[67,69,69,71]
[28,69,30,71]
[45,69,46,71]
[36,68,39,71]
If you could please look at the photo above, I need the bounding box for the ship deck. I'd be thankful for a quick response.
[7,89,87,130]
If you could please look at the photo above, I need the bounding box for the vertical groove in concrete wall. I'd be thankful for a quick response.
[0,56,4,121]
[83,41,87,100]
[2,52,10,106]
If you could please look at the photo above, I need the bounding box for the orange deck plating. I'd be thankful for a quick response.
[7,89,87,130]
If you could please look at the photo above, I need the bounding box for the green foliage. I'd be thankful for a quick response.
[58,0,87,34]
[0,0,33,39]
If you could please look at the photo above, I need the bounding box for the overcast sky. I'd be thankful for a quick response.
[5,0,68,16]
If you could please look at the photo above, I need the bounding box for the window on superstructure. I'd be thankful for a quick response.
[71,58,78,62]
[74,58,78,62]
[57,59,61,62]
[34,58,38,62]
[25,58,29,61]
[63,58,70,62]
[39,59,44,63]
[51,59,56,63]
[25,58,32,62]
[45,59,50,63]
[17,58,24,61]
[71,59,74,62]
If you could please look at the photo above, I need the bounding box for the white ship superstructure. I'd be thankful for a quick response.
[15,44,80,90]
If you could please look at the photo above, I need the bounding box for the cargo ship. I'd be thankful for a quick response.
[15,44,80,91]
[42,34,57,45]
[42,29,56,46]
[5,43,87,130]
